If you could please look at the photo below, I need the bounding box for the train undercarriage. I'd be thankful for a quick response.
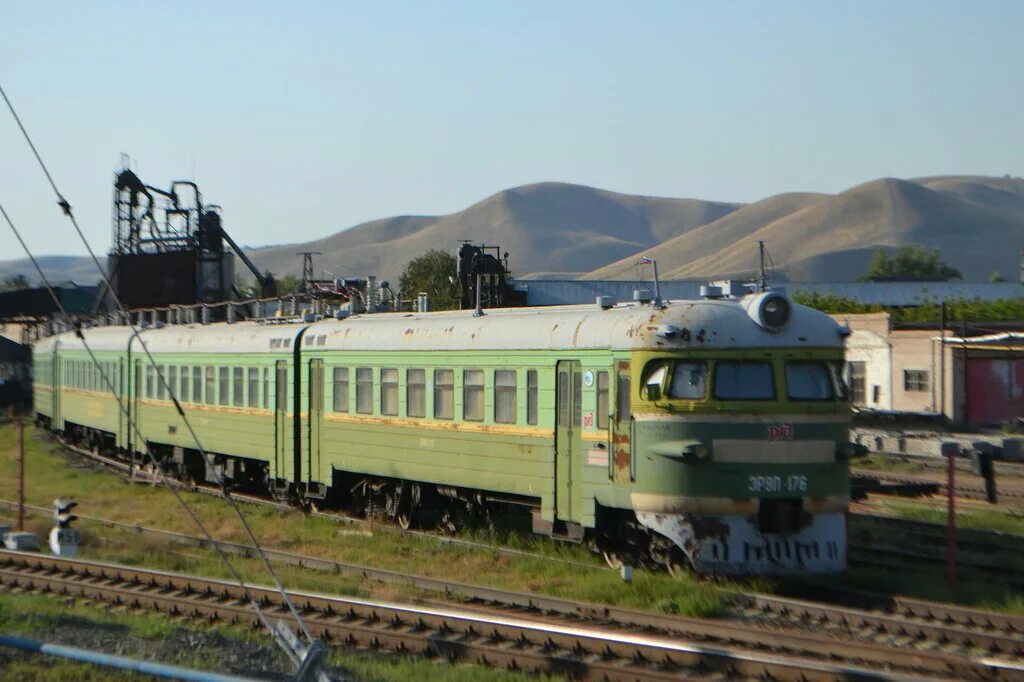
[43,417,844,575]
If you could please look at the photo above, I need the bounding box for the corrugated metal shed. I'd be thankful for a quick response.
[516,280,1024,307]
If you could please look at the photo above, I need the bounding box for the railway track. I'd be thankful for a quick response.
[1,550,1021,681]
[48,434,604,570]
[4,499,1024,680]
[50,433,1024,581]
[852,467,1024,505]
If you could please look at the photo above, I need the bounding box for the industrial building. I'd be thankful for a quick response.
[833,312,1024,427]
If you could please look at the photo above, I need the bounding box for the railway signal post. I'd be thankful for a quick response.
[49,498,80,557]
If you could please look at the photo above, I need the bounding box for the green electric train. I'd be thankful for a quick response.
[32,287,855,575]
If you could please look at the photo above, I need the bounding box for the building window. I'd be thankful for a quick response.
[248,367,259,407]
[407,368,425,418]
[464,369,485,421]
[381,368,399,416]
[356,367,373,414]
[847,361,866,405]
[494,370,516,424]
[333,367,349,413]
[904,369,929,392]
[596,371,610,428]
[526,369,538,426]
[434,369,454,420]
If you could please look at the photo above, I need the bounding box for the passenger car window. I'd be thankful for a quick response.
[356,367,373,414]
[333,367,349,413]
[248,367,259,407]
[464,369,484,421]
[381,368,399,416]
[434,369,454,419]
[233,367,244,407]
[407,369,425,418]
[494,370,516,424]
[526,370,538,425]
[786,362,834,400]
[714,361,775,400]
[669,362,706,399]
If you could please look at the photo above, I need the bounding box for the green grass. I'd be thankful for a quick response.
[0,592,177,639]
[0,590,549,681]
[0,425,733,618]
[819,565,1024,614]
[880,499,1024,535]
[856,454,925,474]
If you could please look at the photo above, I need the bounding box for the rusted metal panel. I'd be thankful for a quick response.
[966,357,1024,425]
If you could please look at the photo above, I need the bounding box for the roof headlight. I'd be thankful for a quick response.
[743,291,792,331]
[761,295,791,329]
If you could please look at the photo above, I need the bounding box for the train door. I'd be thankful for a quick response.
[555,360,583,521]
[117,358,126,451]
[611,360,633,483]
[131,359,142,454]
[274,360,288,481]
[51,347,61,431]
[307,358,324,491]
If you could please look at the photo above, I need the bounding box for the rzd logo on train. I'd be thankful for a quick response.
[767,423,794,441]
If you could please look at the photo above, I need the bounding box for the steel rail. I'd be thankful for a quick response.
[49,433,1024,580]
[22,431,1024,669]
[0,550,1011,681]
[2,500,1022,678]
[853,468,1024,503]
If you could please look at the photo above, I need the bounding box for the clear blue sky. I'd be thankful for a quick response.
[2,1,1022,261]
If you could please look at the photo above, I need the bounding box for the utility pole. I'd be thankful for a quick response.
[17,418,25,532]
[297,251,321,293]
[758,241,768,291]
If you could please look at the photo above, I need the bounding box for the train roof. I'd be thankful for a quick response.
[34,296,847,355]
[36,321,307,355]
[305,297,846,352]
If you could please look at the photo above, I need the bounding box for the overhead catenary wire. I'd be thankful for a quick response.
[0,200,282,654]
[0,83,315,650]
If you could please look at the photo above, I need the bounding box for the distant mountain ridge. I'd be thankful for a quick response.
[1,175,1021,287]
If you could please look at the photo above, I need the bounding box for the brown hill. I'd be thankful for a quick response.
[667,178,1024,281]
[583,192,826,280]
[245,182,739,282]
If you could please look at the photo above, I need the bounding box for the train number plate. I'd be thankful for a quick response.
[748,474,807,493]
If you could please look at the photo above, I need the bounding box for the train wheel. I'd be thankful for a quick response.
[602,550,625,570]
[666,548,694,579]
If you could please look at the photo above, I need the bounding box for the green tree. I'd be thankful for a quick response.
[399,250,459,311]
[1,274,29,290]
[990,270,1008,283]
[857,246,962,282]
[268,273,300,295]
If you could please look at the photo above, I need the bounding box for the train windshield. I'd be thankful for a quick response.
[785,361,847,401]
[785,362,833,400]
[669,362,706,399]
[713,361,775,400]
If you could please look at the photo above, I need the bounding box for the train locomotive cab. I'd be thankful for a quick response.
[620,288,852,575]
